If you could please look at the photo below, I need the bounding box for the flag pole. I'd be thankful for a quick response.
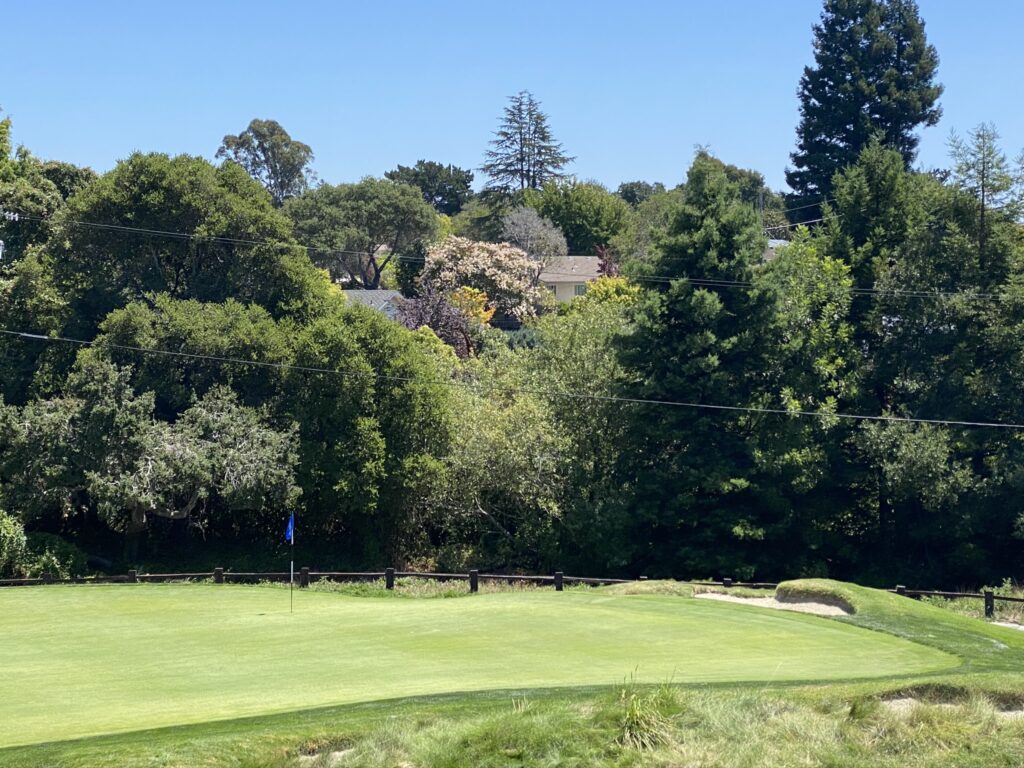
[290,514,294,614]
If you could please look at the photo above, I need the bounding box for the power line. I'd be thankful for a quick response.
[2,207,1008,301]
[3,328,1022,430]
[777,198,835,215]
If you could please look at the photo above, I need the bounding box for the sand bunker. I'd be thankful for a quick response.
[694,592,851,617]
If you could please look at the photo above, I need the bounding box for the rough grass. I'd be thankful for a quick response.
[5,684,1024,768]
[918,579,1024,624]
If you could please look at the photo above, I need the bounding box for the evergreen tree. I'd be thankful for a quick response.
[615,153,775,577]
[481,91,574,194]
[786,0,942,214]
[949,123,1024,263]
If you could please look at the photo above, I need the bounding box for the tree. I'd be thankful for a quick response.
[47,153,319,336]
[88,386,300,542]
[0,253,68,404]
[0,115,91,263]
[949,123,1024,262]
[614,152,776,577]
[524,179,633,256]
[499,207,567,275]
[612,187,686,266]
[284,178,438,289]
[616,181,666,207]
[397,284,475,359]
[0,357,299,557]
[419,236,549,322]
[216,118,315,206]
[786,0,943,212]
[481,91,574,193]
[385,160,474,215]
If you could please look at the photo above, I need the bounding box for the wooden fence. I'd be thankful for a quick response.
[0,570,1019,618]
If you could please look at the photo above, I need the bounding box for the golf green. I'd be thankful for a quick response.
[0,584,957,747]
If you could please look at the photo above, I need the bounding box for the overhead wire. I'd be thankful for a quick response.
[1,207,1010,303]
[2,328,1022,431]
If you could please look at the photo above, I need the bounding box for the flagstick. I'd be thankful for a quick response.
[289,519,294,614]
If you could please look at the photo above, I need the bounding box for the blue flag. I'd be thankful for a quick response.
[285,513,294,544]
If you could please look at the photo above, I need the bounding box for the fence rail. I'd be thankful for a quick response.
[0,571,1018,618]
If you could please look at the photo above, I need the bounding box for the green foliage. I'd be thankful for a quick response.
[615,150,778,576]
[0,508,27,576]
[47,152,317,336]
[0,116,91,262]
[523,178,633,255]
[0,252,69,403]
[284,177,438,288]
[216,118,315,206]
[22,531,88,578]
[787,0,943,209]
[385,159,474,215]
[612,186,685,265]
[948,122,1024,261]
[481,90,574,193]
[616,180,666,206]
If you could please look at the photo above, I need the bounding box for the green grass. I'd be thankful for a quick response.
[2,579,1023,767]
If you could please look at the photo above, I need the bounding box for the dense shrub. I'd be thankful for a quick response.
[0,509,27,576]
[23,533,88,579]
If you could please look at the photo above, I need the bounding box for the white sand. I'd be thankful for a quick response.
[882,697,1024,719]
[693,592,851,617]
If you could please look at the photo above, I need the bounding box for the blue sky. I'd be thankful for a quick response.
[3,1,1021,192]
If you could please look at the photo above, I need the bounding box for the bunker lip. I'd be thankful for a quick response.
[694,592,852,617]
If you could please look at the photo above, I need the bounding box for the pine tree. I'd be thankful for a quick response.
[481,91,574,193]
[949,123,1024,262]
[786,0,942,215]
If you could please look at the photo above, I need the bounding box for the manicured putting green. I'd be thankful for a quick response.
[0,585,956,746]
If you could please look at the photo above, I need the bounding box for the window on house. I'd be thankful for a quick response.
[547,285,557,294]
[574,284,587,296]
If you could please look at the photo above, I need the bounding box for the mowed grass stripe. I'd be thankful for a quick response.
[0,584,956,747]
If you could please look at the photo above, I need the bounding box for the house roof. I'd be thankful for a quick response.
[343,290,404,317]
[763,239,790,261]
[539,255,602,284]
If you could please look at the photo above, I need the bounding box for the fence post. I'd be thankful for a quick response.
[984,590,995,619]
[554,571,564,592]
[385,567,395,590]
[895,584,906,596]
[722,578,733,588]
[469,569,479,593]
[128,569,138,584]
[214,567,224,584]
[299,567,310,588]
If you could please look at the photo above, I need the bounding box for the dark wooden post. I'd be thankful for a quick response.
[128,569,138,584]
[722,577,733,588]
[469,569,479,593]
[214,567,224,584]
[895,584,906,596]
[299,567,310,588]
[554,571,564,592]
[385,567,395,590]
[984,590,995,619]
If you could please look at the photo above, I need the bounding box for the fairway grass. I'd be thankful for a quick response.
[0,584,957,747]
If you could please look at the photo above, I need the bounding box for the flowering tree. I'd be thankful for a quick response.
[397,284,474,358]
[420,236,548,321]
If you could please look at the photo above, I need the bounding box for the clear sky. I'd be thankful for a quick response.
[3,1,1021,193]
